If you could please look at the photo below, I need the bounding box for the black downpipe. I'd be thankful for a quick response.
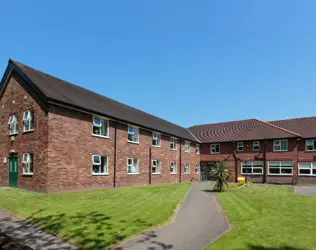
[179,141,182,183]
[263,139,267,184]
[149,147,152,185]
[113,122,117,187]
[233,142,238,183]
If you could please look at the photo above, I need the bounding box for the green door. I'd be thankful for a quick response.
[8,153,18,187]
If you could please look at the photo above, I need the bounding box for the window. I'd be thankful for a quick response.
[170,161,177,174]
[152,132,161,147]
[241,161,263,175]
[273,140,288,152]
[92,155,108,175]
[127,158,139,174]
[237,142,244,152]
[128,126,139,143]
[92,116,109,137]
[8,114,18,135]
[305,140,316,151]
[184,141,190,153]
[210,144,220,154]
[253,141,260,151]
[170,137,177,150]
[298,162,316,176]
[268,161,293,175]
[195,164,201,173]
[195,144,200,154]
[22,153,33,175]
[152,160,161,174]
[23,110,34,132]
[184,163,190,174]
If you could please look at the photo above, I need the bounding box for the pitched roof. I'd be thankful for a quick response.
[269,116,316,138]
[188,118,300,143]
[3,59,198,142]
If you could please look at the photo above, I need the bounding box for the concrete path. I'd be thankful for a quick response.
[0,210,79,250]
[295,186,316,195]
[113,182,229,250]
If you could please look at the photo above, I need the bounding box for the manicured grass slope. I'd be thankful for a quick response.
[0,183,191,250]
[207,185,316,250]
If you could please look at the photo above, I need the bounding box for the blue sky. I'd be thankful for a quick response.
[1,1,316,127]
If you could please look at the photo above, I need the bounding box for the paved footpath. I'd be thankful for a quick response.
[0,209,78,250]
[295,186,316,195]
[113,182,229,250]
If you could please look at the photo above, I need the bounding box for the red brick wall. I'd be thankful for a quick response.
[0,73,48,191]
[297,139,316,185]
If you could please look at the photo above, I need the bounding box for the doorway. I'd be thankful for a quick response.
[8,153,18,187]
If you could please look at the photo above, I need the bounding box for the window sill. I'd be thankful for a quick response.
[305,150,316,152]
[22,173,33,176]
[196,153,200,155]
[152,173,161,175]
[268,174,293,176]
[298,174,316,176]
[210,152,220,155]
[9,133,19,136]
[241,173,263,176]
[92,134,109,139]
[273,150,288,152]
[23,129,34,134]
[184,151,190,153]
[171,149,177,151]
[170,172,177,175]
[184,173,190,175]
[92,173,109,176]
[127,173,139,175]
[237,150,244,152]
[128,140,139,144]
[152,145,161,148]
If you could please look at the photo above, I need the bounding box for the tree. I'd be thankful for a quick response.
[210,161,229,192]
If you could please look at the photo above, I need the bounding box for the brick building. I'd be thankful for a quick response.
[0,59,200,192]
[189,118,316,185]
[1,59,316,192]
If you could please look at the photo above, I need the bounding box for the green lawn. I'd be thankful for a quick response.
[0,182,191,250]
[207,184,316,250]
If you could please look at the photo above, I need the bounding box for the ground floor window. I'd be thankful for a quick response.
[22,153,33,175]
[184,163,190,174]
[268,161,293,175]
[170,161,177,174]
[241,161,263,175]
[127,158,139,174]
[298,162,316,176]
[92,155,108,175]
[152,160,161,174]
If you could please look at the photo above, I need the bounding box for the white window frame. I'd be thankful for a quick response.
[170,137,177,150]
[92,116,109,138]
[92,155,108,175]
[241,161,263,175]
[298,162,316,176]
[195,144,200,154]
[127,158,139,174]
[237,142,244,152]
[152,160,161,174]
[195,163,201,173]
[8,114,18,135]
[22,153,33,175]
[170,161,177,174]
[23,110,34,132]
[273,139,288,152]
[128,125,139,143]
[184,163,190,174]
[268,161,293,176]
[253,141,260,151]
[152,132,161,147]
[184,141,190,153]
[305,140,316,152]
[210,144,220,154]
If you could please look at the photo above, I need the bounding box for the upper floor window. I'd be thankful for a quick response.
[152,132,161,147]
[128,126,139,143]
[195,144,200,154]
[8,114,18,135]
[306,140,316,151]
[152,160,161,174]
[273,139,288,152]
[184,163,190,174]
[92,155,108,175]
[195,163,200,173]
[237,142,244,152]
[127,158,139,174]
[210,144,220,154]
[253,141,260,151]
[170,137,177,150]
[22,153,33,175]
[184,141,190,153]
[23,110,34,132]
[92,116,109,137]
[170,161,177,174]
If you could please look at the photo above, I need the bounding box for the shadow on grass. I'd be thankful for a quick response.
[247,245,305,250]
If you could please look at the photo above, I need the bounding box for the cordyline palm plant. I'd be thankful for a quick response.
[210,161,229,192]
